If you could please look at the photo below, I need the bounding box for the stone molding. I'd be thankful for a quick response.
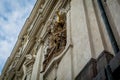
[43,43,73,75]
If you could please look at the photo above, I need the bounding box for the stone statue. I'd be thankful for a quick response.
[22,54,35,79]
[55,9,66,27]
[22,63,27,80]
[41,9,66,73]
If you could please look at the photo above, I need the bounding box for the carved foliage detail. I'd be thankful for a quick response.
[41,9,67,73]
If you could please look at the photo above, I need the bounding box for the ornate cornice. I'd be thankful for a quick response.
[1,0,71,79]
[1,0,44,77]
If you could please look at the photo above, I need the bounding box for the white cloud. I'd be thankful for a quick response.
[0,0,36,74]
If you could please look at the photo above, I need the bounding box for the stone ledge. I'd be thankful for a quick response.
[93,69,106,80]
[94,51,120,80]
[75,58,97,80]
[75,51,115,80]
[97,51,113,73]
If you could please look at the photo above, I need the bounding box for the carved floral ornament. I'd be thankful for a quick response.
[41,9,67,73]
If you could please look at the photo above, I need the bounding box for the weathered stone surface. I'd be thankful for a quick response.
[1,0,120,80]
[97,51,113,73]
[109,51,120,80]
[109,51,120,72]
[93,69,106,80]
[57,47,72,80]
[71,0,92,78]
[75,58,97,80]
[103,0,120,48]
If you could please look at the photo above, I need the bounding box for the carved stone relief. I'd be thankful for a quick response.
[41,9,67,73]
[22,54,35,80]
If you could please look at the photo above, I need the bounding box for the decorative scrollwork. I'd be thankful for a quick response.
[41,9,67,73]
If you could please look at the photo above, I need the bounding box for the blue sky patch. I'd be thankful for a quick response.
[0,0,36,75]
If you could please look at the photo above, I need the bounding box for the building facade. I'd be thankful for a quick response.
[0,0,120,80]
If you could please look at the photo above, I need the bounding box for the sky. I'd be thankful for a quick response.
[0,0,36,74]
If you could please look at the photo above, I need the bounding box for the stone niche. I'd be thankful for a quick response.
[41,9,67,77]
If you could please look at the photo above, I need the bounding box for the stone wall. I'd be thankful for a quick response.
[1,0,120,80]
